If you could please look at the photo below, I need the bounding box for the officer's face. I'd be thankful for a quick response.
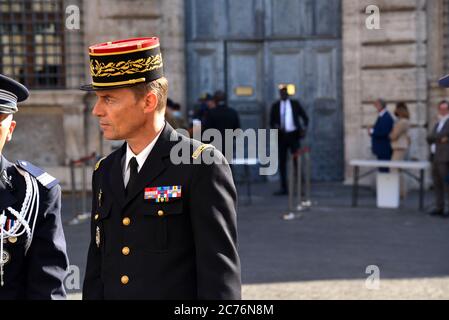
[92,87,158,141]
[0,114,16,154]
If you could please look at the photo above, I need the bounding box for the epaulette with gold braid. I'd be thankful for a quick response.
[192,144,215,160]
[94,156,107,171]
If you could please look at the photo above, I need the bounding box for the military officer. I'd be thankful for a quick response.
[81,37,241,300]
[0,74,69,299]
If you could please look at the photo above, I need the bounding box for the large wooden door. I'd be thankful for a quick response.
[186,0,343,181]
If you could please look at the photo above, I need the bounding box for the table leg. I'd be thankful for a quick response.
[419,169,424,211]
[352,166,359,207]
[245,164,251,205]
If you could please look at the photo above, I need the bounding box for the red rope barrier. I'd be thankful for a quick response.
[70,152,97,166]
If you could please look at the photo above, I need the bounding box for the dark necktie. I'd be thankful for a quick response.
[126,157,138,196]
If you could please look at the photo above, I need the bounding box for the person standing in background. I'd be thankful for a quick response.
[270,85,309,196]
[426,100,449,217]
[368,99,394,172]
[165,98,188,131]
[202,90,241,150]
[390,102,411,198]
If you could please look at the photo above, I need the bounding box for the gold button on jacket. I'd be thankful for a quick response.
[122,217,131,226]
[8,237,17,244]
[121,275,129,285]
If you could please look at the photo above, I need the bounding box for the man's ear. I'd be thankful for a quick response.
[143,91,158,114]
[6,120,16,142]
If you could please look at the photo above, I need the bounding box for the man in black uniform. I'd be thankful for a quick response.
[0,74,69,299]
[81,37,241,300]
[270,85,309,196]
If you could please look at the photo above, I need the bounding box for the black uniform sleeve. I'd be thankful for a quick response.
[25,184,69,300]
[82,172,104,300]
[189,150,242,299]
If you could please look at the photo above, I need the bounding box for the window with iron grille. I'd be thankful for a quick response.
[444,0,449,73]
[0,0,84,89]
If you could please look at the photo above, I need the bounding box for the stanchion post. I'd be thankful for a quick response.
[296,153,302,211]
[288,153,294,213]
[284,151,306,220]
[67,153,97,225]
[70,160,77,217]
[81,161,87,214]
[304,148,311,207]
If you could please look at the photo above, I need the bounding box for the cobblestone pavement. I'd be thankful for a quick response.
[242,278,449,300]
[69,278,449,300]
[63,181,449,300]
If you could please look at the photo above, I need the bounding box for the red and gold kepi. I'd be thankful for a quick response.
[80,37,164,91]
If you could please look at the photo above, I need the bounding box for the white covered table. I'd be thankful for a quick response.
[349,160,430,210]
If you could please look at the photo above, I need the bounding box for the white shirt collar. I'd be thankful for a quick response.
[440,114,449,124]
[124,128,164,174]
[378,109,387,117]
[281,99,290,106]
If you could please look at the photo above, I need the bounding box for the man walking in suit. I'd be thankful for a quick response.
[426,100,449,217]
[81,37,241,300]
[369,99,394,172]
[270,85,309,196]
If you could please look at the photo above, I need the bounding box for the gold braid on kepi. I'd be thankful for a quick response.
[80,37,164,91]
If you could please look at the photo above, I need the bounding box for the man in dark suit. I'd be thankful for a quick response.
[270,85,309,196]
[81,37,241,300]
[0,74,69,299]
[203,90,241,151]
[426,100,449,217]
[203,90,241,136]
[369,99,394,172]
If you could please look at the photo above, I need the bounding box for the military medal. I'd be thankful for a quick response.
[98,189,103,208]
[1,250,10,265]
[0,250,10,287]
[144,186,182,203]
[95,226,101,248]
[0,169,12,190]
[2,220,16,243]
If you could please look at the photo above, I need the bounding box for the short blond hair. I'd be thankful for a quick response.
[130,77,169,112]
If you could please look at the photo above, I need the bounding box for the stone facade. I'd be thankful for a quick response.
[4,0,186,190]
[4,0,449,190]
[342,0,448,186]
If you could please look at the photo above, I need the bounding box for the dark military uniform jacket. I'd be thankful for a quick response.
[83,122,241,300]
[0,155,69,299]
